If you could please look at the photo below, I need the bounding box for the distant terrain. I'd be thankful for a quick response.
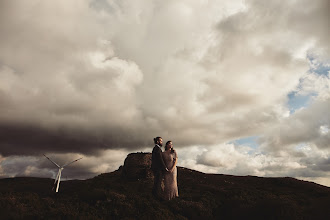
[0,153,329,219]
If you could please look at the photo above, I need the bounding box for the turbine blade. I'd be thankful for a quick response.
[63,157,83,167]
[54,169,60,185]
[56,170,61,193]
[43,154,60,168]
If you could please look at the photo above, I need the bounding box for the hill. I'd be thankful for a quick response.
[0,153,329,219]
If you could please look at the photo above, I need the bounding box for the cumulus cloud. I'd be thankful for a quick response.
[259,99,330,153]
[180,142,329,184]
[0,0,329,186]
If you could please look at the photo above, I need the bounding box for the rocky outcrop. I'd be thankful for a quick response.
[122,152,153,180]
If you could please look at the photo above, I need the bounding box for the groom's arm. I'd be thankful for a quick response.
[157,148,168,171]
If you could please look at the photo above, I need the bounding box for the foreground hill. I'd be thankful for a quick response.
[0,153,329,219]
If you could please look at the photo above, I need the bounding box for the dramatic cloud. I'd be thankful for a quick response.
[0,149,129,180]
[0,0,329,186]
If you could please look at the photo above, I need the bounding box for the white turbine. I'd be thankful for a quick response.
[43,154,83,192]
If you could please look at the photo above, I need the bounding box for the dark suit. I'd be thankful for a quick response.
[151,144,167,198]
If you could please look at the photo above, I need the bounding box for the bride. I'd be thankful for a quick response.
[162,141,179,200]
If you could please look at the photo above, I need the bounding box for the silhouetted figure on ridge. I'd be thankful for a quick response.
[151,136,168,199]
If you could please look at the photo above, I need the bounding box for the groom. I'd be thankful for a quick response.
[151,136,168,199]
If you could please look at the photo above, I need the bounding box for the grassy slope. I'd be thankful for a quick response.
[0,167,329,219]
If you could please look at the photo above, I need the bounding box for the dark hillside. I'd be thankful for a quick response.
[0,153,329,219]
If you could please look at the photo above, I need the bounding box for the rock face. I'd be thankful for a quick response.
[122,153,153,180]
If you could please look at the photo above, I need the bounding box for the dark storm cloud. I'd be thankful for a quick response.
[0,123,103,156]
[1,0,329,157]
[0,122,152,156]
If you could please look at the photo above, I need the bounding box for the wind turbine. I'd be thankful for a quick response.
[43,154,83,192]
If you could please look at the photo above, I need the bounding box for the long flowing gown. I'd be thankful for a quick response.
[162,150,178,200]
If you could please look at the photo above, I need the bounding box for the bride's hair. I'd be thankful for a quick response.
[165,141,175,153]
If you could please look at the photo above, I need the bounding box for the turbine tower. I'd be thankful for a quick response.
[43,154,83,192]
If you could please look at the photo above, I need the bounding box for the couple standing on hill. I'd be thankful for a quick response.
[151,136,179,200]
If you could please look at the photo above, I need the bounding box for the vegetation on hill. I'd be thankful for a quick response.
[0,154,329,219]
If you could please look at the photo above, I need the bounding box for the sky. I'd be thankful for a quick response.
[0,0,329,186]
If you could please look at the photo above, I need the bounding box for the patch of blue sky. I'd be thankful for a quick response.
[90,0,115,13]
[307,54,330,77]
[287,91,316,114]
[228,136,259,149]
[294,143,310,151]
[286,55,329,115]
